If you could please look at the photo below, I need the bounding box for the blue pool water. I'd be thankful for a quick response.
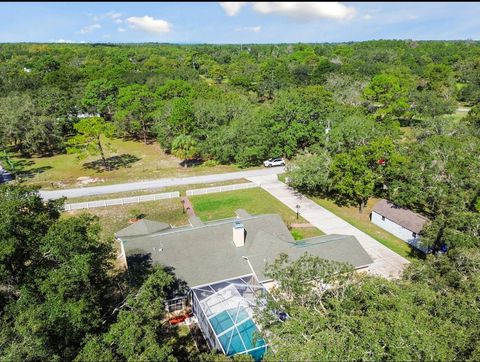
[209,309,267,361]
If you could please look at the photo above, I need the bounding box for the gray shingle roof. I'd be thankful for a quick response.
[115,219,171,238]
[119,214,373,287]
[372,199,429,234]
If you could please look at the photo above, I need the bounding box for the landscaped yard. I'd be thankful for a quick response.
[12,138,245,189]
[190,187,324,237]
[312,196,413,259]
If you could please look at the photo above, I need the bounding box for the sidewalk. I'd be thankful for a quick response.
[247,174,409,279]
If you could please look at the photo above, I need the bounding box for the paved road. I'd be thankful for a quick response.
[40,167,285,200]
[247,174,410,279]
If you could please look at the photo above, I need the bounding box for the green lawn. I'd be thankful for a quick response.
[12,138,247,189]
[291,227,324,240]
[312,196,414,260]
[190,187,321,232]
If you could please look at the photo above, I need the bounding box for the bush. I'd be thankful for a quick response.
[201,159,219,167]
[291,229,303,240]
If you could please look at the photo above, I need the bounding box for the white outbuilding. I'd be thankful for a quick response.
[371,199,430,253]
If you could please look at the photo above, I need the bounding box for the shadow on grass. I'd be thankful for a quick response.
[179,158,203,168]
[13,159,53,179]
[83,154,140,172]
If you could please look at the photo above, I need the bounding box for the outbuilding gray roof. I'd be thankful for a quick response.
[119,214,373,287]
[372,199,429,234]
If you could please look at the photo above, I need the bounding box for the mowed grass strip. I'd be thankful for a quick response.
[312,196,413,260]
[191,187,316,228]
[66,179,250,203]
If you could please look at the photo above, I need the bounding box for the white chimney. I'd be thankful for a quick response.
[233,222,245,247]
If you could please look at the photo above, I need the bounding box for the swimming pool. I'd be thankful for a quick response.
[191,276,268,361]
[209,308,267,360]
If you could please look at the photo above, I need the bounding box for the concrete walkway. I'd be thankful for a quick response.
[181,196,196,218]
[247,174,409,279]
[40,167,284,200]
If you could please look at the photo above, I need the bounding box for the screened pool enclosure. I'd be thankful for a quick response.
[191,275,268,361]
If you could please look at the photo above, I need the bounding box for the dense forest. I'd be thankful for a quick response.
[1,40,480,360]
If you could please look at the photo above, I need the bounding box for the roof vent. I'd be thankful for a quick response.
[233,222,245,247]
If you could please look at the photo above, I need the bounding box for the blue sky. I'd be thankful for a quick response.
[1,2,479,43]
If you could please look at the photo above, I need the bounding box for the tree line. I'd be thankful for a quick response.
[2,40,480,167]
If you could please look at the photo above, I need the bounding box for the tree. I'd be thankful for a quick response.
[82,79,118,122]
[285,151,332,195]
[171,134,198,167]
[363,73,410,120]
[157,79,193,100]
[67,117,116,170]
[0,185,62,289]
[115,85,157,144]
[270,86,334,157]
[410,89,456,119]
[258,250,480,361]
[23,115,65,156]
[0,93,36,155]
[77,267,176,362]
[156,97,196,151]
[329,147,376,212]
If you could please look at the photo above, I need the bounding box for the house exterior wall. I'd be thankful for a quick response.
[371,211,421,246]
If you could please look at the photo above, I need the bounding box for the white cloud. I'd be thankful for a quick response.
[236,25,261,33]
[106,11,122,19]
[117,27,127,32]
[114,18,123,24]
[219,2,247,16]
[103,34,111,39]
[251,2,356,21]
[363,14,373,20]
[127,16,171,34]
[92,11,122,22]
[79,23,101,34]
[54,39,73,43]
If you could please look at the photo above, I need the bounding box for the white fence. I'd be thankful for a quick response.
[64,191,180,211]
[186,182,258,196]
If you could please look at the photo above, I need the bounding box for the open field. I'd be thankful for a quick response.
[190,187,324,237]
[311,196,413,259]
[12,138,245,189]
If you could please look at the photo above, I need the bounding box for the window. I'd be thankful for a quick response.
[381,216,385,221]
[412,232,417,238]
[166,297,186,312]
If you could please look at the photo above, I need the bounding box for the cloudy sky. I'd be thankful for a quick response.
[1,2,479,43]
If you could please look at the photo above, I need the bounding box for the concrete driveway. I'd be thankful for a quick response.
[247,174,410,279]
[40,167,285,200]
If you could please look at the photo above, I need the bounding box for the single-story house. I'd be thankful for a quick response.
[371,199,430,253]
[116,210,373,360]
